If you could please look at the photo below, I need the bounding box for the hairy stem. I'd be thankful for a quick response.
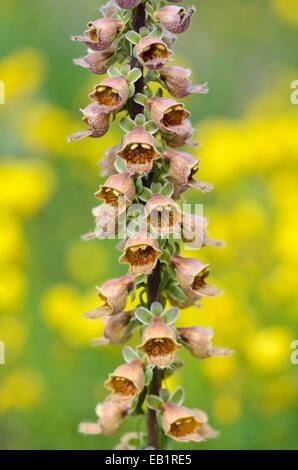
[129,3,162,450]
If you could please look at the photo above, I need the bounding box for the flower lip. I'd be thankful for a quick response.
[148,97,190,134]
[72,18,124,51]
[89,76,129,113]
[145,194,181,234]
[161,402,208,442]
[136,36,173,70]
[95,172,135,207]
[119,232,162,275]
[117,126,161,174]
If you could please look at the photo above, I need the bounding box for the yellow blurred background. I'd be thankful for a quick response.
[0,0,298,449]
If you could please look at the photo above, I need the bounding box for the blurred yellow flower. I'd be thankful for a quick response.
[66,241,109,284]
[0,48,47,100]
[0,265,27,312]
[272,0,298,26]
[0,370,44,413]
[201,355,237,384]
[0,213,26,264]
[0,160,55,217]
[0,317,27,358]
[213,394,241,424]
[246,327,293,374]
[255,376,298,414]
[42,284,103,347]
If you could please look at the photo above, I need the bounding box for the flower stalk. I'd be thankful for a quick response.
[70,0,231,450]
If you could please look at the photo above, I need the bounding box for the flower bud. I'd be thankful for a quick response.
[135,36,173,70]
[95,172,135,209]
[117,126,161,174]
[155,6,195,34]
[145,194,181,236]
[89,76,129,113]
[178,326,233,359]
[138,316,181,368]
[73,48,115,75]
[72,18,124,51]
[159,66,208,98]
[104,359,145,401]
[119,232,161,275]
[84,274,134,319]
[161,402,215,443]
[171,255,222,297]
[148,97,190,134]
[67,103,109,142]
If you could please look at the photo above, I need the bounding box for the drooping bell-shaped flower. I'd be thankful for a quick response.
[164,149,213,198]
[117,126,161,174]
[154,6,195,35]
[67,103,110,141]
[171,255,222,297]
[95,172,135,209]
[138,316,181,368]
[89,76,129,113]
[72,18,124,51]
[145,194,181,236]
[92,310,134,346]
[164,120,195,148]
[178,326,233,359]
[148,97,190,134]
[84,274,134,319]
[104,359,145,401]
[161,402,217,443]
[119,232,161,275]
[79,399,131,436]
[159,66,208,98]
[135,36,173,70]
[182,214,225,249]
[73,48,115,75]
[100,144,122,176]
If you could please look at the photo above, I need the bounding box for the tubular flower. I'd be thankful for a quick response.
[100,144,122,176]
[84,275,134,319]
[73,48,115,75]
[89,76,129,113]
[159,66,208,98]
[164,120,195,148]
[115,0,141,8]
[171,255,222,297]
[93,310,134,345]
[79,399,131,436]
[86,202,122,239]
[119,232,161,275]
[148,97,190,134]
[182,214,225,249]
[104,359,145,401]
[67,103,109,141]
[161,402,216,443]
[145,194,181,236]
[178,326,233,359]
[164,149,213,198]
[117,125,161,174]
[95,172,135,209]
[135,36,173,70]
[154,6,195,34]
[138,317,181,368]
[72,18,123,51]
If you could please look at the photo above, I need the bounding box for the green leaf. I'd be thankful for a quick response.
[134,113,146,126]
[126,318,140,336]
[144,120,158,134]
[161,181,174,197]
[140,27,150,37]
[160,388,170,402]
[120,64,130,75]
[155,87,163,98]
[144,87,153,99]
[128,68,142,83]
[144,367,153,385]
[119,116,135,132]
[150,301,163,316]
[107,66,121,77]
[128,83,135,98]
[138,187,153,202]
[135,176,143,195]
[150,27,163,38]
[151,182,162,193]
[162,307,179,325]
[134,93,147,106]
[135,306,153,325]
[126,30,141,45]
[122,346,139,363]
[169,283,186,301]
[114,157,126,173]
[156,411,163,427]
[147,395,163,411]
[170,387,185,406]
